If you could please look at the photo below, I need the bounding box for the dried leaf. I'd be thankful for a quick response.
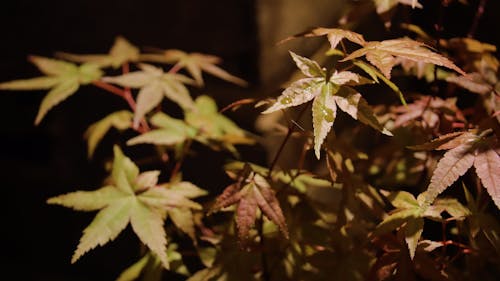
[422,142,476,208]
[280,27,366,49]
[343,38,465,79]
[474,147,500,209]
[212,174,288,242]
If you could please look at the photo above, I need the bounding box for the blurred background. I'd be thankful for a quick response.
[0,0,498,280]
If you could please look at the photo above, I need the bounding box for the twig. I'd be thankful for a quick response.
[268,103,311,177]
[468,0,488,38]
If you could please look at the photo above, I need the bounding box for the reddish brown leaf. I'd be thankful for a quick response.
[474,147,500,209]
[422,143,476,208]
[236,193,258,240]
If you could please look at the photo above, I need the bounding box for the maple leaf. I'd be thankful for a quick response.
[374,0,423,14]
[140,49,247,87]
[415,129,500,210]
[162,181,208,242]
[85,110,133,158]
[374,191,423,259]
[0,56,102,124]
[56,36,140,69]
[391,95,464,130]
[116,245,190,281]
[342,38,465,79]
[279,27,366,50]
[262,52,391,159]
[185,95,255,152]
[353,60,407,105]
[211,172,288,243]
[47,146,203,268]
[103,63,196,127]
[126,112,196,146]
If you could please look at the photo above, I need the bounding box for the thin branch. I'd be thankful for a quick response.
[170,138,193,180]
[268,103,311,177]
[468,0,488,38]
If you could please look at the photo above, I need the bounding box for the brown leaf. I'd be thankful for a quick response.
[211,174,288,242]
[474,146,500,209]
[422,142,476,208]
[279,27,366,49]
[343,38,465,79]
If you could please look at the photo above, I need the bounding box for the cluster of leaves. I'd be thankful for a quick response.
[1,1,499,281]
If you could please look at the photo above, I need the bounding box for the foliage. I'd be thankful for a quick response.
[1,1,499,280]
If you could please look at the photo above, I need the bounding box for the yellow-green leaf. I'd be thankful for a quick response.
[116,254,149,281]
[289,51,326,77]
[85,110,133,158]
[0,76,61,90]
[334,87,392,136]
[29,55,78,76]
[130,200,169,269]
[312,83,337,159]
[47,186,124,211]
[57,36,140,69]
[404,217,424,259]
[72,198,132,263]
[353,60,406,105]
[35,78,79,125]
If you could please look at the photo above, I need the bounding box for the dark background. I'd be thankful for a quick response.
[0,0,499,280]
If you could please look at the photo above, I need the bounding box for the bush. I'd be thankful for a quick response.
[1,1,499,280]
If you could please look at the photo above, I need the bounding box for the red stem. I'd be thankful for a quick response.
[468,0,488,38]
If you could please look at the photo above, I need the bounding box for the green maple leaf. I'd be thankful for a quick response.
[163,181,208,242]
[47,146,203,269]
[85,110,133,158]
[116,244,190,281]
[126,112,196,146]
[0,56,102,124]
[103,63,196,128]
[375,191,424,259]
[185,95,255,152]
[140,49,247,87]
[262,52,391,159]
[56,36,140,69]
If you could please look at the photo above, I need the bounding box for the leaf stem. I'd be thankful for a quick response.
[268,103,310,177]
[170,138,193,180]
[468,0,488,38]
[168,62,183,74]
[92,80,136,110]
